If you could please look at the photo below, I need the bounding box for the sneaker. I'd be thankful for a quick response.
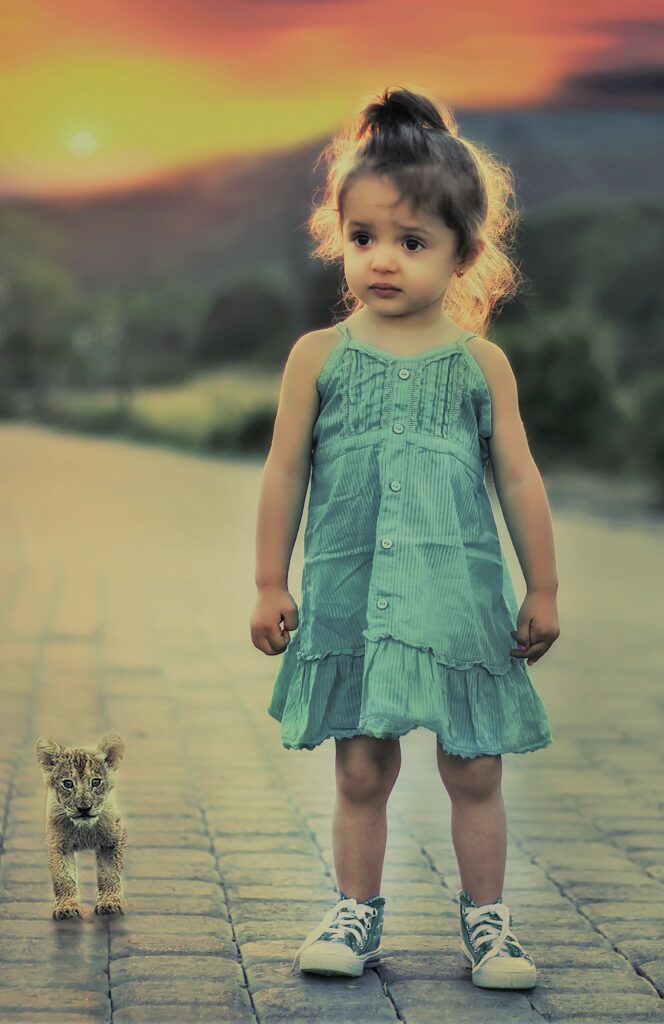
[458,888,537,989]
[289,890,386,977]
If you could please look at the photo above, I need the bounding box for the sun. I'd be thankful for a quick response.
[68,132,98,157]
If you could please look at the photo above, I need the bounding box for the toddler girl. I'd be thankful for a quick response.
[251,85,559,990]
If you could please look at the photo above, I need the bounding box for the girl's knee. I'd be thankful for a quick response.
[335,736,401,801]
[438,749,502,800]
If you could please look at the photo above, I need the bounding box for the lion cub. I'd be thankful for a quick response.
[35,734,128,920]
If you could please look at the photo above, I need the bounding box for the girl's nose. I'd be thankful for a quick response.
[370,249,398,273]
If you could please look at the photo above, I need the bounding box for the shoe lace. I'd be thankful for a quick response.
[462,902,530,969]
[325,900,376,944]
[289,897,377,975]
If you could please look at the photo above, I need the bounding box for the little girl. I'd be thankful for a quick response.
[251,86,559,991]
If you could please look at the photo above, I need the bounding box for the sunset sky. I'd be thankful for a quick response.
[0,0,661,199]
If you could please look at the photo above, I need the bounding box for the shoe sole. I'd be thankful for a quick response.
[461,942,537,989]
[299,943,384,977]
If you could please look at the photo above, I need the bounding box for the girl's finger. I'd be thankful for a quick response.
[525,640,551,664]
[510,637,548,658]
[510,636,532,654]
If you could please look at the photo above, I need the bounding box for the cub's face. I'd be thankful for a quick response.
[36,735,125,827]
[52,751,110,825]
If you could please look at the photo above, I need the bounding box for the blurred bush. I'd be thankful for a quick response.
[1,199,663,502]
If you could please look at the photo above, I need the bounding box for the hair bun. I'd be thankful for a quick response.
[361,87,449,139]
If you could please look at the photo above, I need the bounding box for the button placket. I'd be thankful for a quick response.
[374,364,411,617]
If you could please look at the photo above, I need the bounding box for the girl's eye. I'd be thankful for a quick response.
[350,232,424,252]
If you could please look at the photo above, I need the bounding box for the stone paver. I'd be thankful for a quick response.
[1,423,663,1024]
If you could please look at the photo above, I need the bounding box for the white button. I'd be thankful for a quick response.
[381,538,393,549]
[393,423,404,433]
[390,480,401,491]
[376,598,388,609]
[398,368,410,379]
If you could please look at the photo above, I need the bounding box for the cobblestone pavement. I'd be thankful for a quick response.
[1,423,663,1024]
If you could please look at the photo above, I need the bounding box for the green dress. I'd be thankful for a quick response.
[267,320,554,757]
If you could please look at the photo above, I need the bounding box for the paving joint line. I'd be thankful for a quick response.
[200,804,262,1022]
[508,821,664,1003]
[411,815,549,1021]
[145,608,261,1024]
[581,748,664,894]
[279,761,405,1022]
[565,809,664,1000]
[97,573,115,1024]
[242,700,406,1022]
[1,564,112,1022]
[0,565,52,861]
[536,778,664,1002]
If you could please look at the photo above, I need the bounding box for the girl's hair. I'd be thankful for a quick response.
[308,85,524,338]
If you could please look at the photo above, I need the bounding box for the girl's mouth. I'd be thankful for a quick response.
[371,286,400,297]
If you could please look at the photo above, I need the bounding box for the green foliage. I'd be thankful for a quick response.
[43,366,280,453]
[496,305,628,470]
[192,279,293,368]
[518,201,664,383]
[1,197,662,501]
[624,372,664,505]
[304,263,346,327]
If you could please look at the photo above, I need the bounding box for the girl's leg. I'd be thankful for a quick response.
[436,742,506,906]
[332,735,401,903]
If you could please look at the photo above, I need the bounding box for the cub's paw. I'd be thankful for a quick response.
[94,894,126,915]
[53,900,83,920]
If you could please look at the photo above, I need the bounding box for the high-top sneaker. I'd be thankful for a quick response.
[458,888,537,989]
[289,890,386,977]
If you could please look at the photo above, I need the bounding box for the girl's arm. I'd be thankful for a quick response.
[251,334,323,657]
[494,471,558,596]
[254,333,321,589]
[254,461,311,590]
[474,340,560,664]
[480,342,558,594]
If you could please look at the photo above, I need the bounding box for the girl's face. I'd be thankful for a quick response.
[341,173,468,319]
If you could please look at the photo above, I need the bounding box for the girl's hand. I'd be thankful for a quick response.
[509,590,560,667]
[250,585,299,656]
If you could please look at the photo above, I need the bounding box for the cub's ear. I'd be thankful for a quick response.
[97,734,125,770]
[35,737,63,778]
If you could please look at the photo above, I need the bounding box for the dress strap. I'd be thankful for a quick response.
[315,322,353,389]
[332,321,355,352]
[333,320,355,351]
[337,321,476,346]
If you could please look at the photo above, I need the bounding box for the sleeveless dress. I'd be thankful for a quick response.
[267,320,554,758]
